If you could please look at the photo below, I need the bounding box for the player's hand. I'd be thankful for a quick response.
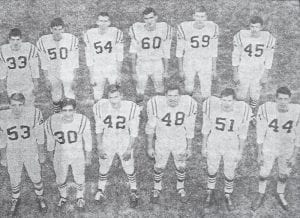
[122,148,132,161]
[98,148,107,160]
[147,147,156,159]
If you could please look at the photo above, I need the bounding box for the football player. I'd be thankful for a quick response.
[232,16,276,124]
[146,81,197,203]
[129,7,173,103]
[251,87,300,211]
[83,12,124,102]
[202,88,251,211]
[176,6,219,98]
[0,93,47,215]
[45,98,92,210]
[93,84,140,208]
[37,18,79,113]
[0,28,39,106]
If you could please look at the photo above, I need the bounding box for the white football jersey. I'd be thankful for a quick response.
[257,102,300,145]
[93,99,140,139]
[45,113,92,158]
[129,22,172,60]
[202,96,251,140]
[146,95,197,140]
[0,42,39,89]
[0,106,44,153]
[176,21,219,58]
[232,30,276,70]
[37,33,79,75]
[83,27,124,68]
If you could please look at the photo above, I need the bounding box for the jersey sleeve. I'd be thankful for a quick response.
[78,116,92,152]
[93,102,104,134]
[36,37,50,71]
[232,31,243,67]
[201,98,213,135]
[237,103,251,140]
[176,24,186,58]
[264,33,276,69]
[33,108,45,144]
[128,103,140,138]
[256,104,268,144]
[44,117,56,151]
[83,31,94,67]
[145,97,158,135]
[211,23,219,58]
[184,98,197,139]
[0,125,7,149]
[129,25,138,54]
[115,29,124,62]
[0,59,7,80]
[28,44,40,79]
[70,35,79,69]
[162,24,173,59]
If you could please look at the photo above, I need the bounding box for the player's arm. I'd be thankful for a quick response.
[201,98,212,157]
[36,38,50,77]
[237,104,251,160]
[0,126,7,167]
[211,23,219,79]
[176,24,185,79]
[82,117,92,166]
[93,103,106,159]
[34,109,46,163]
[232,31,243,83]
[115,29,124,81]
[0,60,7,93]
[261,34,276,84]
[145,98,157,158]
[162,24,173,78]
[44,117,56,161]
[28,45,40,91]
[83,31,95,83]
[70,36,80,73]
[128,25,138,80]
[256,104,268,164]
[184,99,198,158]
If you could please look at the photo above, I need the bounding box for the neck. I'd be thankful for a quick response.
[194,21,205,29]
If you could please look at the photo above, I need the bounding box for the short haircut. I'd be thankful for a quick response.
[165,80,181,95]
[220,88,236,99]
[9,28,22,39]
[9,93,25,104]
[276,86,291,98]
[50,17,65,28]
[107,84,121,95]
[98,12,110,18]
[60,98,76,109]
[143,7,157,16]
[250,16,263,26]
[194,5,207,14]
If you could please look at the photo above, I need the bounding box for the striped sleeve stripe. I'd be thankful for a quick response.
[188,98,193,116]
[266,33,272,48]
[118,31,124,43]
[0,49,5,62]
[154,98,158,117]
[78,115,84,133]
[213,24,218,38]
[33,108,37,128]
[32,46,38,57]
[28,45,33,60]
[192,100,197,115]
[150,98,155,115]
[178,24,186,40]
[84,32,90,44]
[237,32,243,46]
[40,38,47,53]
[129,102,134,120]
[115,30,120,44]
[49,116,54,135]
[79,116,88,134]
[264,103,268,122]
[70,35,75,51]
[129,26,137,40]
[129,103,137,120]
[207,98,211,119]
[166,25,171,40]
[74,37,79,49]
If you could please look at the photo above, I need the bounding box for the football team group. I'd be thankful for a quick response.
[0,5,299,216]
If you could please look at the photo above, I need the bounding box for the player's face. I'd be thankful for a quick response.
[61,105,75,121]
[166,89,180,107]
[10,100,25,118]
[9,36,22,51]
[108,91,122,108]
[250,23,262,36]
[143,12,158,28]
[193,12,207,23]
[221,95,234,112]
[276,93,291,111]
[51,26,64,41]
[97,16,111,30]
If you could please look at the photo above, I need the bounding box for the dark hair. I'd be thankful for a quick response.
[50,17,65,28]
[276,86,291,98]
[9,28,22,39]
[143,7,157,16]
[107,84,121,95]
[194,5,207,14]
[98,12,110,18]
[220,88,236,99]
[165,80,181,94]
[60,98,76,109]
[9,93,25,104]
[250,16,263,26]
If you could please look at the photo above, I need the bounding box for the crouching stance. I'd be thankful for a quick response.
[45,98,92,210]
[0,93,47,215]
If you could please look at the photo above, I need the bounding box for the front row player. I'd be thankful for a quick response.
[146,82,197,203]
[251,87,300,211]
[202,88,251,211]
[93,85,140,208]
[0,93,47,215]
[45,98,92,210]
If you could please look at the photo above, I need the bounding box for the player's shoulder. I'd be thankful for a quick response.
[0,43,10,52]
[85,27,98,35]
[95,98,110,107]
[205,20,218,27]
[131,22,143,29]
[122,100,138,110]
[237,29,250,37]
[63,32,77,39]
[38,34,52,41]
[109,26,121,32]
[178,21,193,30]
[289,103,300,113]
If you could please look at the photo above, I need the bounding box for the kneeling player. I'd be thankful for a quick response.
[251,87,300,211]
[146,82,197,203]
[0,93,47,215]
[202,88,251,211]
[45,98,92,210]
[93,85,140,208]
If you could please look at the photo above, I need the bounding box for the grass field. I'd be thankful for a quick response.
[0,0,299,217]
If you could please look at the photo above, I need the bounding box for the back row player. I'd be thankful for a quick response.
[0,7,275,116]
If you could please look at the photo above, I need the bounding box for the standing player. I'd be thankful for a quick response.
[45,98,92,210]
[83,12,124,102]
[0,28,39,106]
[146,82,197,203]
[37,18,79,113]
[251,87,300,211]
[93,85,140,208]
[176,6,219,98]
[202,88,251,211]
[129,7,173,103]
[232,16,276,123]
[0,93,47,215]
